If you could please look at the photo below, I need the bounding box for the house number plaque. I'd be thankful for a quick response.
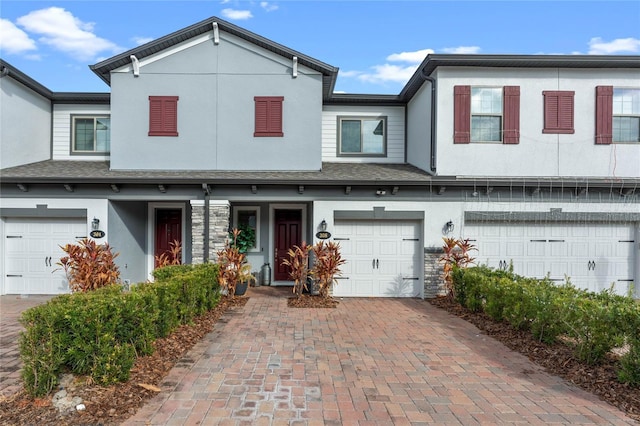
[315,231,331,240]
[90,230,105,239]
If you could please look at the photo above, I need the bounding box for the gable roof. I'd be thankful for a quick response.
[0,59,110,104]
[90,16,339,100]
[400,54,640,101]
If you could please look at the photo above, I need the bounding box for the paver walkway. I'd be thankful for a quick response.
[0,294,55,396]
[125,287,635,425]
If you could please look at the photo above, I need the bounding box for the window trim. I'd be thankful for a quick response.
[337,116,388,157]
[454,85,520,145]
[70,115,111,155]
[232,206,260,252]
[612,87,640,143]
[470,86,504,143]
[254,96,284,137]
[542,90,575,134]
[148,96,179,137]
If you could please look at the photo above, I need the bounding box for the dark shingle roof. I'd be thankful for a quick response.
[89,16,339,100]
[400,54,640,101]
[0,161,432,185]
[0,59,110,104]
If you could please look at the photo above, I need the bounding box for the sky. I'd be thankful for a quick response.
[1,1,639,95]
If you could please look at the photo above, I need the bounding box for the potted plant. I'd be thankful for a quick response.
[282,242,311,298]
[217,228,256,297]
[231,223,256,254]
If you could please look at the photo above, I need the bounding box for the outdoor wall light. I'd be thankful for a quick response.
[92,217,100,231]
[320,219,327,232]
[444,220,455,234]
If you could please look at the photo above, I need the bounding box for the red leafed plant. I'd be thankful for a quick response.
[216,228,256,298]
[311,241,346,299]
[155,239,182,268]
[282,242,311,298]
[439,237,476,299]
[57,238,120,292]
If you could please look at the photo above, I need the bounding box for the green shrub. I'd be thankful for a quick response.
[19,262,221,396]
[451,266,639,382]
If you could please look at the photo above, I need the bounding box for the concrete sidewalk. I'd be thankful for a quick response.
[124,287,634,425]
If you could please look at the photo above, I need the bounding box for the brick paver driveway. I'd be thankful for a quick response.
[0,295,55,397]
[126,287,634,425]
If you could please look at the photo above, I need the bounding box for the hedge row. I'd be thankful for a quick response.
[19,263,220,396]
[451,266,640,385]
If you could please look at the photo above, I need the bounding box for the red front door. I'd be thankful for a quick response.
[155,209,182,267]
[274,209,302,281]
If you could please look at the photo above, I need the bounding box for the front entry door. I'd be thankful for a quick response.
[274,209,302,281]
[155,209,182,267]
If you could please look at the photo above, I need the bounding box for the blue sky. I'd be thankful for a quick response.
[1,1,639,94]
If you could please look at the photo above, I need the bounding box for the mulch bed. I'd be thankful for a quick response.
[0,296,248,426]
[429,296,640,422]
[287,293,339,308]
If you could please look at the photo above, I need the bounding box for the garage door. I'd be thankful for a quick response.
[332,220,422,297]
[4,218,87,295]
[464,223,635,296]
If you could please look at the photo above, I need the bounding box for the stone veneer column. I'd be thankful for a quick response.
[423,247,446,298]
[190,200,230,264]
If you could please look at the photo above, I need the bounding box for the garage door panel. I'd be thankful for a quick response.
[526,241,546,256]
[549,241,567,257]
[505,242,524,257]
[333,219,422,298]
[4,218,85,295]
[464,223,634,297]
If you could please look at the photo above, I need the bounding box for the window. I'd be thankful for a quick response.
[233,207,260,251]
[72,116,110,153]
[149,96,179,136]
[338,117,386,155]
[613,88,640,142]
[454,86,520,144]
[254,96,283,137]
[543,91,574,134]
[471,87,502,142]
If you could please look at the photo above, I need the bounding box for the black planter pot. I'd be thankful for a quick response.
[235,281,249,296]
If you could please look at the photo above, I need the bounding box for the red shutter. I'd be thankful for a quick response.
[503,86,520,144]
[543,91,574,134]
[595,86,613,145]
[148,96,179,136]
[254,96,284,137]
[453,86,471,143]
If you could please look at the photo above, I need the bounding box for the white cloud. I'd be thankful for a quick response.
[221,8,253,20]
[588,37,640,54]
[0,18,37,55]
[386,48,434,63]
[132,36,154,46]
[358,63,420,84]
[441,46,481,54]
[16,7,121,61]
[260,2,279,12]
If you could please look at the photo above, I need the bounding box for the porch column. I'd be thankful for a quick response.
[190,200,230,264]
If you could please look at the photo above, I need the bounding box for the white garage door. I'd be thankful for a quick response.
[464,223,635,296]
[4,218,87,295]
[332,220,422,297]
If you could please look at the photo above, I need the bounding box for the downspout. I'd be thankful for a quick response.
[420,70,437,174]
[202,184,211,263]
[204,195,210,262]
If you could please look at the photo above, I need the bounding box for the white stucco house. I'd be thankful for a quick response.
[1,17,639,298]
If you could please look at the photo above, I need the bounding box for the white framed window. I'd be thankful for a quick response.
[471,87,502,142]
[233,206,260,252]
[338,116,386,156]
[72,116,110,153]
[613,88,640,142]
